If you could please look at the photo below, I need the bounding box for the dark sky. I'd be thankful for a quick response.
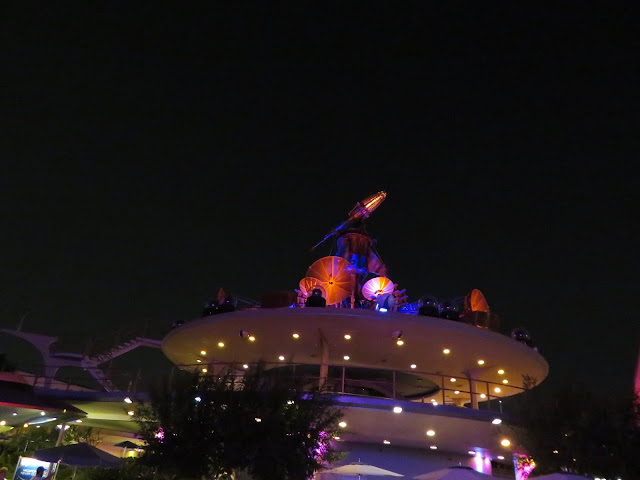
[1,3,638,394]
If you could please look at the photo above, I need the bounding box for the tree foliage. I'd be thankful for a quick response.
[135,364,343,480]
[508,381,640,478]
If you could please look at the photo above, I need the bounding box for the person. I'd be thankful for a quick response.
[0,466,9,480]
[30,466,54,480]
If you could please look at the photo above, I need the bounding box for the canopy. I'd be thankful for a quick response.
[415,466,499,480]
[324,461,403,477]
[34,442,123,468]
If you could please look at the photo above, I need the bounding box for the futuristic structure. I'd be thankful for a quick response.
[163,192,550,477]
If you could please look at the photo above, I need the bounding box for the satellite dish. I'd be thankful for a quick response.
[306,256,353,305]
[299,277,327,298]
[361,276,394,300]
[468,289,490,312]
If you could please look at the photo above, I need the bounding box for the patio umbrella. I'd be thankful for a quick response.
[113,440,140,458]
[33,442,123,468]
[530,474,593,480]
[415,466,499,480]
[324,461,403,478]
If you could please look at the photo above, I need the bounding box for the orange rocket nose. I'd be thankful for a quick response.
[362,190,387,214]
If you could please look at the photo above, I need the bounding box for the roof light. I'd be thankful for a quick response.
[40,412,45,416]
[501,439,511,447]
[127,411,134,416]
[497,455,504,460]
[243,364,249,369]
[124,397,133,404]
[196,359,202,363]
[468,450,476,455]
[494,387,501,393]
[480,393,487,399]
[278,355,285,361]
[12,412,18,416]
[379,308,388,312]
[450,378,456,382]
[477,359,485,365]
[334,436,340,440]
[344,334,351,340]
[338,422,347,428]
[393,406,403,413]
[429,445,437,450]
[383,440,391,444]
[498,369,504,375]
[255,418,262,422]
[343,355,350,360]
[426,429,435,437]
[502,379,509,384]
[492,418,502,425]
[200,350,207,356]
[553,450,559,454]
[201,368,208,373]
[0,421,5,426]
[75,420,82,423]
[396,339,404,346]
[454,390,460,394]
[292,333,300,339]
[248,336,256,342]
[24,423,29,427]
[217,342,225,348]
[410,364,417,369]
[443,348,451,354]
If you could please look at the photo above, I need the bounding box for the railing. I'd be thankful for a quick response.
[14,362,526,414]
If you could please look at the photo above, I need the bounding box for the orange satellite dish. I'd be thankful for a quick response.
[306,256,353,305]
[362,276,394,300]
[469,289,490,312]
[299,277,327,298]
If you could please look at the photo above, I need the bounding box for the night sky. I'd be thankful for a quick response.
[1,4,638,395]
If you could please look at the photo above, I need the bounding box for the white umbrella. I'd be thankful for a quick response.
[531,474,593,480]
[415,466,499,480]
[324,461,404,478]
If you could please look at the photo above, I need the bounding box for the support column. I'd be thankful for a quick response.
[318,329,329,391]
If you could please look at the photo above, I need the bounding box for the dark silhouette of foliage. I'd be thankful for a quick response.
[507,381,640,478]
[135,363,343,480]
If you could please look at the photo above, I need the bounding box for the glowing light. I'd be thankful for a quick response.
[334,436,340,440]
[255,418,262,422]
[410,364,417,369]
[287,400,294,405]
[0,421,5,426]
[202,368,208,373]
[383,440,390,444]
[498,369,505,375]
[12,412,17,416]
[195,396,202,402]
[24,423,29,427]
[155,428,164,441]
[40,411,45,416]
[501,439,511,447]
[426,429,436,437]
[278,355,285,361]
[248,336,256,342]
[196,359,202,363]
[492,418,502,425]
[450,378,456,382]
[443,348,451,354]
[431,401,438,405]
[502,379,509,384]
[454,390,460,394]
[480,394,487,399]
[379,308,388,313]
[468,450,476,455]
[553,450,558,454]
[243,364,249,369]
[497,455,504,460]
[343,355,350,360]
[393,406,403,413]
[494,387,501,393]
[344,334,352,340]
[127,411,134,416]
[292,333,300,339]
[218,342,225,348]
[75,420,82,423]
[429,445,437,450]
[478,359,485,365]
[338,421,347,428]
[124,397,132,404]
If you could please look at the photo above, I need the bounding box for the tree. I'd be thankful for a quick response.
[135,363,343,480]
[507,381,640,478]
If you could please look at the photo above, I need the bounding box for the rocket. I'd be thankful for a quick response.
[311,191,387,250]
